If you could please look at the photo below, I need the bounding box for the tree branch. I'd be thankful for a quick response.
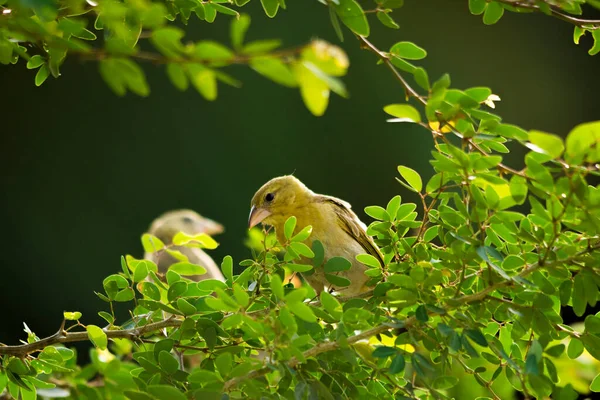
[0,317,182,357]
[495,0,600,29]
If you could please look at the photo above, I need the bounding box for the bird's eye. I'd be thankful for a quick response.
[265,193,275,202]
[182,217,194,224]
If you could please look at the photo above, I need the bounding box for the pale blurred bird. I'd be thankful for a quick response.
[248,176,383,296]
[145,209,225,281]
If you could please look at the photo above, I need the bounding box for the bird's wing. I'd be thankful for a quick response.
[320,195,385,267]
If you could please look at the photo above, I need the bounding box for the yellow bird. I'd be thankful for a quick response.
[248,175,383,296]
[145,209,225,281]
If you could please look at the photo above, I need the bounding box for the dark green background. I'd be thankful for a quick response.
[1,0,598,345]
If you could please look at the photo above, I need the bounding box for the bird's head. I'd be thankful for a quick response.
[148,209,224,243]
[248,175,313,229]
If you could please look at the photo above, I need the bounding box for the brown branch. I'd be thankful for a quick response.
[495,0,600,29]
[0,317,182,357]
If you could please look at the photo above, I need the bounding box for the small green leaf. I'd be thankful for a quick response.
[390,42,427,60]
[372,346,397,358]
[432,376,459,390]
[483,1,504,25]
[469,0,487,15]
[169,262,207,276]
[364,206,389,221]
[63,311,82,321]
[158,351,179,374]
[325,273,351,287]
[528,130,564,159]
[215,352,233,378]
[334,0,370,36]
[383,104,421,123]
[324,257,352,273]
[320,292,343,319]
[270,274,284,299]
[26,55,44,69]
[221,255,233,281]
[260,0,280,18]
[397,166,423,192]
[86,325,107,350]
[377,11,399,29]
[591,372,600,392]
[231,14,250,49]
[284,216,297,240]
[288,302,317,323]
[389,354,405,374]
[356,254,381,269]
[35,64,50,87]
[146,385,187,400]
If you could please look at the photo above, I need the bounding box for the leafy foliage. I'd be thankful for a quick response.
[3,0,600,399]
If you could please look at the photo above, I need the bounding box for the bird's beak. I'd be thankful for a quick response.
[248,206,272,229]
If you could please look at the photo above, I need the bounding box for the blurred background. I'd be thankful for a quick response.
[1,0,598,354]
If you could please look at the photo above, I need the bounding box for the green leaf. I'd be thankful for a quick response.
[383,104,421,123]
[356,254,381,269]
[565,121,600,163]
[86,325,107,350]
[212,3,239,17]
[35,64,50,87]
[98,311,114,325]
[324,257,352,273]
[166,64,188,91]
[231,14,250,49]
[574,26,586,44]
[325,273,351,287]
[286,264,313,273]
[233,284,250,308]
[390,41,427,60]
[432,376,459,390]
[215,352,233,378]
[270,274,284,299]
[582,334,600,361]
[413,67,430,90]
[293,62,330,116]
[329,6,344,42]
[284,216,297,240]
[158,351,179,374]
[465,329,488,347]
[187,64,217,101]
[567,338,584,359]
[151,27,185,57]
[320,292,342,319]
[260,0,279,18]
[591,373,600,392]
[590,30,600,55]
[483,1,504,25]
[63,311,82,321]
[26,55,44,69]
[194,41,234,63]
[169,262,207,276]
[146,385,187,400]
[288,302,317,323]
[377,11,399,29]
[397,166,423,192]
[389,354,405,374]
[372,346,397,358]
[312,240,325,267]
[250,57,297,87]
[469,0,487,15]
[221,255,233,281]
[333,0,370,36]
[289,242,315,258]
[365,206,389,221]
[528,130,564,159]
